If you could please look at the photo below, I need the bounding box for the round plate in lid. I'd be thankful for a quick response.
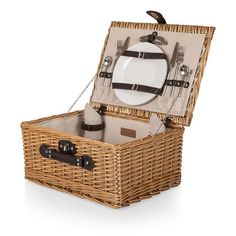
[112,42,168,106]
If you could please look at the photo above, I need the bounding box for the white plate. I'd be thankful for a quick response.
[112,42,168,106]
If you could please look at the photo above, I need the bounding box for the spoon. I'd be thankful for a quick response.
[101,56,112,86]
[180,65,190,78]
[179,65,193,93]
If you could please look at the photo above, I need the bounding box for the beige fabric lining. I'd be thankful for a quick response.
[38,113,167,144]
[91,27,206,117]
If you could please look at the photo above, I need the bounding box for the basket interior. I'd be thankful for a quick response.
[37,112,170,145]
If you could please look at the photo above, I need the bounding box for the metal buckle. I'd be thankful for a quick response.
[154,88,160,94]
[131,84,139,91]
[138,51,145,59]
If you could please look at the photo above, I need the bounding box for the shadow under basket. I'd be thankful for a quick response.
[21,111,184,208]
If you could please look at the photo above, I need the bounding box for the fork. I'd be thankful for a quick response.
[101,40,124,97]
[111,39,129,72]
[108,38,130,88]
[170,46,184,96]
[116,40,123,57]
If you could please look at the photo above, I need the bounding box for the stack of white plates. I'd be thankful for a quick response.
[112,42,168,106]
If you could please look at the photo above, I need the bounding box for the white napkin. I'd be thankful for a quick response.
[149,113,166,135]
[83,103,103,141]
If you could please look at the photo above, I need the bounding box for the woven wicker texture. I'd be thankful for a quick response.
[21,21,214,208]
[22,111,184,208]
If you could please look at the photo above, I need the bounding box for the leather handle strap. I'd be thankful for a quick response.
[112,82,163,95]
[146,10,167,24]
[39,144,94,170]
[81,122,105,131]
[122,50,168,60]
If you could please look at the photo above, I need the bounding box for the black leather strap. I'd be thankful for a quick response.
[112,82,163,95]
[99,71,113,78]
[112,80,189,95]
[122,50,168,60]
[81,122,105,131]
[146,11,167,24]
[165,80,189,88]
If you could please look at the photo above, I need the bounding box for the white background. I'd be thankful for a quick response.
[0,0,235,235]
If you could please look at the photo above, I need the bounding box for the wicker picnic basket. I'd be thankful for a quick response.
[21,11,215,208]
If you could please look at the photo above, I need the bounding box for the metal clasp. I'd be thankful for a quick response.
[131,84,139,91]
[138,51,145,59]
[154,88,160,94]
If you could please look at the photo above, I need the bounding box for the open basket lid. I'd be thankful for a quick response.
[90,12,215,126]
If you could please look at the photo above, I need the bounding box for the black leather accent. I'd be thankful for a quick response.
[39,144,78,166]
[99,71,113,78]
[146,11,167,24]
[112,82,163,95]
[122,50,168,60]
[81,122,105,131]
[165,80,189,88]
[39,144,95,170]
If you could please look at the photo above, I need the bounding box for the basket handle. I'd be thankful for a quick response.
[146,10,167,24]
[39,142,94,171]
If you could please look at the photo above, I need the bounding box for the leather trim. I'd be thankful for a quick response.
[165,80,189,88]
[122,50,168,60]
[99,71,113,78]
[81,122,105,131]
[112,82,163,95]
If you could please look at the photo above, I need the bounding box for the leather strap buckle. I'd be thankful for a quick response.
[131,84,139,91]
[138,51,145,59]
[155,88,160,94]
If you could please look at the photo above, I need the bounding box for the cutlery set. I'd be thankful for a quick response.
[169,44,185,97]
[101,56,112,86]
[99,37,131,88]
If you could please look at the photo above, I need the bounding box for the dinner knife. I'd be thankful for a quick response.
[163,42,179,95]
[107,36,131,92]
[120,36,131,55]
[170,42,179,69]
[111,36,130,72]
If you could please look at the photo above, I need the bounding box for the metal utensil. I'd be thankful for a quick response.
[163,42,179,95]
[109,36,130,86]
[120,37,131,55]
[178,64,193,98]
[99,40,122,87]
[139,32,168,45]
[170,45,184,96]
[110,37,131,73]
[139,32,157,43]
[106,37,130,96]
[116,40,123,57]
[180,65,190,78]
[170,43,180,68]
[112,37,130,65]
[101,56,112,85]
